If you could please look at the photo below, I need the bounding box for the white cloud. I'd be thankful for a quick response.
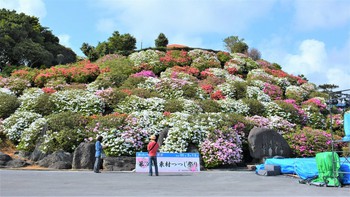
[277,38,350,90]
[0,0,46,18]
[326,32,350,90]
[93,0,276,47]
[57,34,71,48]
[293,0,350,31]
[96,18,118,34]
[283,39,327,76]
[327,68,350,91]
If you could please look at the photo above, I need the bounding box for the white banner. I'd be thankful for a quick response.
[135,152,200,172]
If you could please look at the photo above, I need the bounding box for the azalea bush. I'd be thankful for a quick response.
[17,88,44,112]
[302,105,327,129]
[326,114,344,137]
[246,69,275,84]
[246,115,296,135]
[116,95,165,113]
[17,118,47,152]
[275,100,303,124]
[50,89,104,115]
[85,112,128,141]
[230,53,260,75]
[11,67,39,84]
[284,127,341,157]
[129,50,165,74]
[246,86,271,102]
[170,66,200,77]
[217,51,231,65]
[188,49,221,71]
[263,83,282,100]
[154,78,191,99]
[200,125,243,168]
[4,76,31,95]
[3,111,42,143]
[33,61,100,87]
[88,114,149,156]
[217,99,249,115]
[285,86,308,103]
[159,50,192,67]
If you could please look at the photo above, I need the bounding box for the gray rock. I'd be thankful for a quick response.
[157,127,169,148]
[6,159,29,168]
[30,145,49,161]
[0,161,7,167]
[72,142,95,169]
[48,161,72,169]
[17,151,31,159]
[0,152,12,162]
[248,127,291,160]
[186,143,199,153]
[103,156,135,171]
[38,150,72,169]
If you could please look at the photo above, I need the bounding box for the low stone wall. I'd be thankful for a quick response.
[103,156,136,171]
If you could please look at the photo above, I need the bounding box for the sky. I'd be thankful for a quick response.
[1,0,350,91]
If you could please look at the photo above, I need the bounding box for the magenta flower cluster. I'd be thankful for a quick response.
[284,127,339,157]
[283,99,308,124]
[200,123,244,168]
[132,70,157,78]
[263,83,282,100]
[302,98,327,110]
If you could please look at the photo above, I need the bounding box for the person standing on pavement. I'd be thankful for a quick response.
[93,136,104,173]
[147,135,159,176]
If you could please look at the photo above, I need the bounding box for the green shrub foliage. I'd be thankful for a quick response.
[40,112,88,153]
[0,92,20,119]
[199,100,221,113]
[164,99,184,112]
[242,98,265,116]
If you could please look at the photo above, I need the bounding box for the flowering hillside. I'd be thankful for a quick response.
[0,49,346,168]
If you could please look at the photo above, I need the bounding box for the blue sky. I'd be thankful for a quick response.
[1,0,350,90]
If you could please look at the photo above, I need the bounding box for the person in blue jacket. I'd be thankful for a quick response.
[93,136,104,173]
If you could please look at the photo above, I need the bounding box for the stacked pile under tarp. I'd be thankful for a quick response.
[256,155,350,185]
[257,164,281,176]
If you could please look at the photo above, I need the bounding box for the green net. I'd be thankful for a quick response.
[311,152,341,187]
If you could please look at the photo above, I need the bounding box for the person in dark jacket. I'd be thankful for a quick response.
[93,136,104,173]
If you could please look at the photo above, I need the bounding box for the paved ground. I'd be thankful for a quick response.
[0,169,349,196]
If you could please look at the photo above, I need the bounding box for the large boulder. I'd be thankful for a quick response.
[103,156,136,171]
[72,142,95,169]
[0,152,12,167]
[29,144,49,162]
[37,150,72,169]
[49,161,72,169]
[248,127,291,161]
[157,127,169,148]
[0,152,30,168]
[6,159,29,168]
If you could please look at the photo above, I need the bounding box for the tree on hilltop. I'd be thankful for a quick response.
[248,48,261,60]
[107,31,136,55]
[0,9,76,69]
[81,31,137,61]
[223,36,248,54]
[155,33,169,48]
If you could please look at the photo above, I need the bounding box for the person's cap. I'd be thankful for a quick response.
[150,135,156,140]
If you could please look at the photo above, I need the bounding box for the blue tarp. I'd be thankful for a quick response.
[344,112,350,141]
[256,157,350,185]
